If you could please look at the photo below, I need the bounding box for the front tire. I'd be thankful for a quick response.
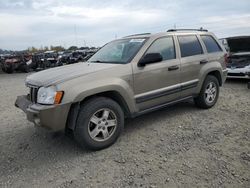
[194,75,219,109]
[74,97,124,150]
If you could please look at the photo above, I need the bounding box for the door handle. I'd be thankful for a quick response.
[200,59,208,64]
[168,65,179,71]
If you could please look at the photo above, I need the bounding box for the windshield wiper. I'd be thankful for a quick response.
[89,60,105,63]
[89,60,125,64]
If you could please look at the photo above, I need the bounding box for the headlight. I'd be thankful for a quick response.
[37,86,64,105]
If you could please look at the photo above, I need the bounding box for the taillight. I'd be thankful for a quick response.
[224,53,229,65]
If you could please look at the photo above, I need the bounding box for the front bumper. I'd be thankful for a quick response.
[226,68,250,79]
[15,95,71,131]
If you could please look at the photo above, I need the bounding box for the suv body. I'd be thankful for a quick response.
[15,30,228,150]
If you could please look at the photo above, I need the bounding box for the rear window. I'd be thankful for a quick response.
[201,35,222,53]
[178,35,203,57]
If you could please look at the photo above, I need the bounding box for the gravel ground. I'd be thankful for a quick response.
[0,72,249,188]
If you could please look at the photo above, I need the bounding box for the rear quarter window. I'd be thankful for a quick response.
[178,35,203,57]
[201,35,222,53]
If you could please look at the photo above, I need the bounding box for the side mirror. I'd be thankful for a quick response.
[138,53,163,67]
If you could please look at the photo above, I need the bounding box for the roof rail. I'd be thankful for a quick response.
[123,33,151,38]
[167,28,208,32]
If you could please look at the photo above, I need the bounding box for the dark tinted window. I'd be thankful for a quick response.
[178,35,203,57]
[201,35,222,53]
[146,37,176,61]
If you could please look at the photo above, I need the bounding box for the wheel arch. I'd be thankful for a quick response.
[66,90,131,131]
[196,68,223,95]
[207,70,222,86]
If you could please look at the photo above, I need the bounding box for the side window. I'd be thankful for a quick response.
[201,35,222,53]
[178,35,203,57]
[146,37,176,61]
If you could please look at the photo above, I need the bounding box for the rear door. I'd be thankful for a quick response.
[177,35,207,98]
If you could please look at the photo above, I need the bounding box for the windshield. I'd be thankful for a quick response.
[88,38,146,64]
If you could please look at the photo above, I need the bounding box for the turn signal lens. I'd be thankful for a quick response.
[54,91,64,104]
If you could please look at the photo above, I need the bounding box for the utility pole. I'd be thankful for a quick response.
[74,24,78,47]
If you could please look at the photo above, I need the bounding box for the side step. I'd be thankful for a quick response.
[132,96,193,118]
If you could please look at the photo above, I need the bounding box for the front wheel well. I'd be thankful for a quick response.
[66,91,131,131]
[80,91,131,117]
[207,70,222,86]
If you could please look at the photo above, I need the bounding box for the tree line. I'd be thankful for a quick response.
[27,46,98,53]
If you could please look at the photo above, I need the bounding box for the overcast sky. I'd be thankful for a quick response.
[0,0,250,50]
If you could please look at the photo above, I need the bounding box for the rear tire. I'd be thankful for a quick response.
[20,64,30,73]
[194,75,219,109]
[74,97,124,150]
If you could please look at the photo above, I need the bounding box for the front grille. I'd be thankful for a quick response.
[28,86,39,103]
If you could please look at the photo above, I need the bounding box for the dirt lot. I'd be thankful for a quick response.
[0,72,249,188]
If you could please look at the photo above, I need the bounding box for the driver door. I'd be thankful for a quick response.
[132,36,181,111]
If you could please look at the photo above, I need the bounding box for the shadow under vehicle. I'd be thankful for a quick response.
[220,36,250,79]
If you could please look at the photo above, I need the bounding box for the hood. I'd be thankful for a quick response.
[229,52,250,57]
[26,62,119,87]
[227,36,250,53]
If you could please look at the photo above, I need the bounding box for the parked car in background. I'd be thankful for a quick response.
[1,54,34,73]
[57,51,72,65]
[0,54,4,62]
[32,53,45,71]
[82,53,95,62]
[220,36,250,79]
[68,50,86,64]
[0,55,4,70]
[15,29,227,150]
[42,51,58,68]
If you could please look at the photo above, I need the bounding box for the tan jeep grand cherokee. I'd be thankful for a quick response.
[15,29,228,150]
